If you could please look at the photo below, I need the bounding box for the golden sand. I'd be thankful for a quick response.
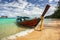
[15,19,60,40]
[15,26,60,40]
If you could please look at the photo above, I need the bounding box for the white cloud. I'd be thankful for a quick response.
[54,0,59,2]
[49,0,59,3]
[49,0,53,3]
[0,0,43,18]
[0,0,58,18]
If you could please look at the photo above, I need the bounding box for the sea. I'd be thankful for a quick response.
[0,18,30,39]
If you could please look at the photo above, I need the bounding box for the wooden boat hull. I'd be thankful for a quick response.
[17,18,40,27]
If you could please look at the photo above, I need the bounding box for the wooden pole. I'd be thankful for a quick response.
[40,4,50,31]
[39,17,44,31]
[35,4,50,31]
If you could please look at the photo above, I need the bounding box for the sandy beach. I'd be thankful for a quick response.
[15,19,60,40]
[15,27,60,40]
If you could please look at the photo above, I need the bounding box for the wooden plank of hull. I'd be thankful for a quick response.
[19,18,40,27]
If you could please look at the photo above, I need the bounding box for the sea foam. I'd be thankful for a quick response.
[1,29,34,40]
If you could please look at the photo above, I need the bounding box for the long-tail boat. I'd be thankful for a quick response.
[16,4,50,27]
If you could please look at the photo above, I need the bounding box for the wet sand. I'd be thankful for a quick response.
[15,19,60,40]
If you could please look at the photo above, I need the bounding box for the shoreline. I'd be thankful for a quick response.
[1,29,34,40]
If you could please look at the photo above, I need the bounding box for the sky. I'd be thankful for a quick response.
[0,0,59,18]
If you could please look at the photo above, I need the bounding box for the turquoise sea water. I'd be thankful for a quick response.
[0,18,29,39]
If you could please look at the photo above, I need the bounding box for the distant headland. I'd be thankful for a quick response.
[0,16,8,18]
